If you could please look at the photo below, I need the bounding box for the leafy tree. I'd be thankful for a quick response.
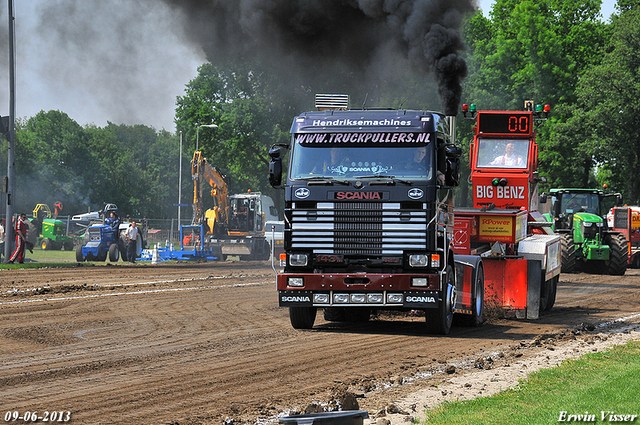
[175,63,293,214]
[573,5,640,203]
[461,0,609,194]
[13,110,95,215]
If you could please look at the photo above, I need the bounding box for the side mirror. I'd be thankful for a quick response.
[444,146,462,187]
[539,193,548,204]
[269,146,283,188]
[617,194,623,206]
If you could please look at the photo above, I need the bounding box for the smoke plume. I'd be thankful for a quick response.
[162,0,476,115]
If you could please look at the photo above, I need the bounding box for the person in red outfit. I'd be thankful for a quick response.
[8,213,28,264]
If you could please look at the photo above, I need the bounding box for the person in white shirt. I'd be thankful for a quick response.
[125,221,139,263]
[490,143,525,167]
[0,219,5,260]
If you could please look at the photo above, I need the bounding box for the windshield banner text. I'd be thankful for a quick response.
[295,132,430,147]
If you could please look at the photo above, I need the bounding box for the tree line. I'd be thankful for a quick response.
[2,0,639,220]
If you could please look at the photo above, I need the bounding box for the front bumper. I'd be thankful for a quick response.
[277,272,440,308]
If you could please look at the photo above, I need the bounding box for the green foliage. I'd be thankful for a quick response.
[572,6,640,203]
[460,0,615,197]
[13,112,182,219]
[175,63,293,210]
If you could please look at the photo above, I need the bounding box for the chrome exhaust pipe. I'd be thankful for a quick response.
[447,116,457,143]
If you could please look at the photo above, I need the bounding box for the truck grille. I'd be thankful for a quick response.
[290,202,429,255]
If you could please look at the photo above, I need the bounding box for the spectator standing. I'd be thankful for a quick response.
[0,219,5,260]
[8,213,28,264]
[125,221,139,263]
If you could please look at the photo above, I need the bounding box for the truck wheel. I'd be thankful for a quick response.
[456,264,484,327]
[323,307,346,322]
[289,307,317,329]
[109,243,120,262]
[425,264,456,335]
[540,275,558,311]
[63,240,74,251]
[41,238,52,250]
[560,233,576,273]
[605,233,628,276]
[75,246,85,262]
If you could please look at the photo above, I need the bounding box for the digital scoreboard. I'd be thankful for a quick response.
[478,112,532,135]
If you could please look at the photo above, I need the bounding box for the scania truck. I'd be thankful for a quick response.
[268,94,484,334]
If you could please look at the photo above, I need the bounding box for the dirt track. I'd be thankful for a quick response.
[1,262,639,425]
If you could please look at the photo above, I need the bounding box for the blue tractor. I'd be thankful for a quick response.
[75,223,121,262]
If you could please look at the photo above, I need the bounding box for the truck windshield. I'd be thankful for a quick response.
[289,141,433,181]
[476,139,529,169]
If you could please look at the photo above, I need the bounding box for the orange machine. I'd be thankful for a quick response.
[453,103,561,319]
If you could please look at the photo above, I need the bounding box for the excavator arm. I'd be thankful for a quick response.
[192,151,229,235]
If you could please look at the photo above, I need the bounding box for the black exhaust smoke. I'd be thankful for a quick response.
[163,0,475,114]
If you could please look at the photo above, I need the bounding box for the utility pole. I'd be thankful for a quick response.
[4,0,16,262]
[178,131,182,240]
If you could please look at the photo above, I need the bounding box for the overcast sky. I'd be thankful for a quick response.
[0,0,619,133]
[0,0,205,131]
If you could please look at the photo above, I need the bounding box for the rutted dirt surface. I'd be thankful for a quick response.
[1,262,639,425]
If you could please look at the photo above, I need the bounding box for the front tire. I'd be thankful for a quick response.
[540,275,558,311]
[605,233,628,275]
[560,233,576,273]
[75,245,85,262]
[109,243,120,262]
[289,307,317,329]
[457,264,484,327]
[41,238,52,250]
[425,264,456,335]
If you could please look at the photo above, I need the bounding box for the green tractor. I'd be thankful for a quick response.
[30,204,76,251]
[540,189,627,275]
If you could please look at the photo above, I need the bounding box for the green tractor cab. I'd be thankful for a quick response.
[540,189,627,275]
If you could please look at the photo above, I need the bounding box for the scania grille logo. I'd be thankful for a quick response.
[295,188,310,199]
[335,191,382,200]
[406,296,436,303]
[282,296,311,302]
[408,188,424,199]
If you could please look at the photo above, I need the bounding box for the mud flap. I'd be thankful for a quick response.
[522,259,541,320]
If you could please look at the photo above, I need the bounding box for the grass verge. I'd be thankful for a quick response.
[1,247,81,268]
[422,340,640,424]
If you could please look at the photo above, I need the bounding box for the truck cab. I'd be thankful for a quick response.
[269,95,480,334]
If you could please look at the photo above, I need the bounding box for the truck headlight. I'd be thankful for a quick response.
[289,254,308,266]
[334,294,350,304]
[409,254,428,267]
[387,293,403,304]
[367,293,383,303]
[287,277,304,287]
[411,277,429,287]
[350,293,366,303]
[314,293,330,304]
[583,222,593,227]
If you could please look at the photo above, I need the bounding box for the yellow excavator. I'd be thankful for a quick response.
[191,151,278,260]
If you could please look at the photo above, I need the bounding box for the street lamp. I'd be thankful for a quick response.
[196,124,218,152]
